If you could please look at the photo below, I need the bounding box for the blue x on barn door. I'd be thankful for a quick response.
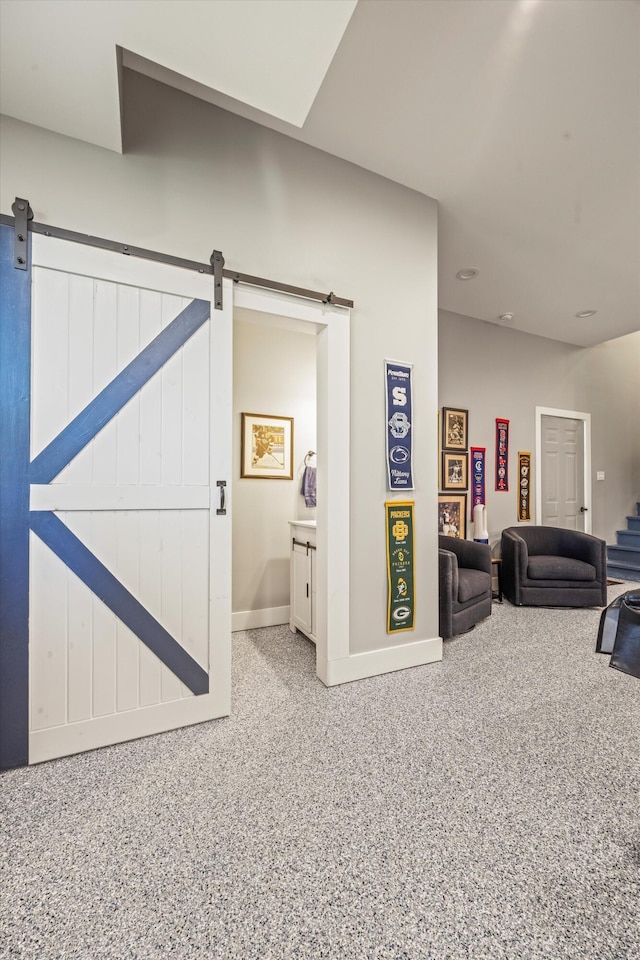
[0,224,232,767]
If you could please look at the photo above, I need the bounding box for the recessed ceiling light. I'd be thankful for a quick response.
[575,309,597,319]
[497,313,514,322]
[456,268,479,280]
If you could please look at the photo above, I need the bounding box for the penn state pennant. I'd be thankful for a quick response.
[385,360,414,490]
[470,447,486,506]
[518,451,531,520]
[495,418,510,491]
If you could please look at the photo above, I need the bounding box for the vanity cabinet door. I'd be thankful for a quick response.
[291,541,313,637]
[310,547,317,639]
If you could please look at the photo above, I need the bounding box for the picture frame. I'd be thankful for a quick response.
[442,451,468,491]
[438,493,467,539]
[442,407,468,451]
[240,412,294,480]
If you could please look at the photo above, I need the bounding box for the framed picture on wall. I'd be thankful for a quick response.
[442,407,468,451]
[442,452,468,491]
[241,412,294,479]
[438,493,467,539]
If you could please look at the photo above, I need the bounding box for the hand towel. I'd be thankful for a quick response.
[301,466,317,507]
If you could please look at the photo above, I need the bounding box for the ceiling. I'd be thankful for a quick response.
[1,0,638,347]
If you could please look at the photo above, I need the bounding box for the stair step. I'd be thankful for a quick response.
[607,544,640,563]
[607,561,640,583]
[616,529,640,547]
[607,500,640,582]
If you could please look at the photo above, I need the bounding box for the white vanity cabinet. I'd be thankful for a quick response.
[289,521,316,643]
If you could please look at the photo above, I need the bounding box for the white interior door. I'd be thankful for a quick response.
[28,236,232,763]
[540,414,585,530]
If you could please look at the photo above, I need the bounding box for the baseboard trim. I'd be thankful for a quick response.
[317,636,443,686]
[232,606,290,632]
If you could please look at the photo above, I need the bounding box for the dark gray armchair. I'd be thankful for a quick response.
[438,535,492,638]
[501,526,607,608]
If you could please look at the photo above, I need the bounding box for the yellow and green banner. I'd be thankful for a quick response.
[385,501,415,633]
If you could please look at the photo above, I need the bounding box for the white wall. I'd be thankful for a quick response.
[577,331,640,541]
[438,310,640,545]
[232,312,316,624]
[0,67,440,665]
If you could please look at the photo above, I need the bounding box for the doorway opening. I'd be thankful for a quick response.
[535,406,592,533]
[229,283,350,685]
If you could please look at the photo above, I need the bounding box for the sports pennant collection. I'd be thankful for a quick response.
[385,501,415,633]
[495,418,510,491]
[470,447,486,506]
[385,360,414,491]
[518,451,532,521]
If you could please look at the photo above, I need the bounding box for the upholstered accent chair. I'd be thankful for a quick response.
[606,591,640,678]
[501,526,607,608]
[438,536,492,638]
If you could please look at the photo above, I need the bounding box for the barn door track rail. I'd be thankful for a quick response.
[1,199,353,309]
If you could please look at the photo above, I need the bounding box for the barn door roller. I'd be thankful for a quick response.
[11,198,33,270]
[210,250,224,310]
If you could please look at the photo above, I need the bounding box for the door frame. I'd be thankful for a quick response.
[535,406,592,533]
[231,284,350,686]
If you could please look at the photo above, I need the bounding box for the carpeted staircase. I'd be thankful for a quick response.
[607,499,640,581]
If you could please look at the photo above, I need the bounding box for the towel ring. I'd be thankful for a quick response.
[304,450,316,466]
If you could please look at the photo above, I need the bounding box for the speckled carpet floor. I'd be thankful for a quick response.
[2,584,639,960]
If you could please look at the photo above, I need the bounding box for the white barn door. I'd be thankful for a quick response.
[27,236,232,763]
